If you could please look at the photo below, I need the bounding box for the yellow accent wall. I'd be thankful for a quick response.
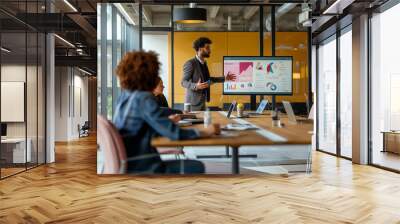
[170,31,308,107]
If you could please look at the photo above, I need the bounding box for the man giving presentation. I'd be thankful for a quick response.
[181,37,236,111]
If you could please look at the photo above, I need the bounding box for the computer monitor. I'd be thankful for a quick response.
[1,123,7,137]
[223,56,293,95]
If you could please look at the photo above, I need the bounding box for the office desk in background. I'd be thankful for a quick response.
[381,131,400,154]
[152,111,313,174]
[1,138,32,165]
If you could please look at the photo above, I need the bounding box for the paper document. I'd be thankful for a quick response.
[222,123,258,131]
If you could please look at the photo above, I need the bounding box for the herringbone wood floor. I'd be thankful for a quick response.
[1,135,400,224]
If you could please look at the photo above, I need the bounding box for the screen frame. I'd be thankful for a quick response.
[222,56,294,96]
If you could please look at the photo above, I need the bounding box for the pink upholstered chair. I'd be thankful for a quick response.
[97,115,127,174]
[98,115,186,174]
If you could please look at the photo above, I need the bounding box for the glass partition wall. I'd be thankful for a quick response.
[97,3,312,174]
[173,5,261,110]
[0,1,46,179]
[317,35,337,155]
[370,3,400,171]
[315,25,352,159]
[98,3,311,115]
[275,6,309,112]
[97,3,140,120]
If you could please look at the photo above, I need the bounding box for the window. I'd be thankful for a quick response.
[0,1,46,179]
[317,36,337,155]
[339,27,352,158]
[371,3,400,171]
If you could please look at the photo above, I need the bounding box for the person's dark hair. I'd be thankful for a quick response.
[115,51,160,91]
[193,37,212,51]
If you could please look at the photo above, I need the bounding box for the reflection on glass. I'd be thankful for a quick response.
[339,29,352,158]
[318,37,337,154]
[1,1,46,179]
[173,31,260,108]
[274,6,309,108]
[143,31,170,104]
[1,31,27,177]
[371,4,400,171]
[263,7,272,56]
[97,3,141,172]
[107,4,113,120]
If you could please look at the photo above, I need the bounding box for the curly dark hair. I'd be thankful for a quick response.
[115,51,160,91]
[193,37,212,51]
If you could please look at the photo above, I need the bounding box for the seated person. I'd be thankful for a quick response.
[153,76,182,116]
[113,50,220,174]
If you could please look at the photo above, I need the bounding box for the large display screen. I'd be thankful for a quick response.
[223,56,293,95]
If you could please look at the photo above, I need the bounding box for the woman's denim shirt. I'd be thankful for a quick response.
[113,90,200,173]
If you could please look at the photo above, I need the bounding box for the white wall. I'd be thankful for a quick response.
[143,34,169,103]
[55,67,89,141]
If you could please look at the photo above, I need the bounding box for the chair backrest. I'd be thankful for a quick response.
[97,115,127,174]
[83,121,90,129]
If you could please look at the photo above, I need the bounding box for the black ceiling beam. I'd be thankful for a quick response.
[14,13,83,32]
[55,55,96,73]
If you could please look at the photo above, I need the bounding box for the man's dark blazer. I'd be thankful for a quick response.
[181,57,224,110]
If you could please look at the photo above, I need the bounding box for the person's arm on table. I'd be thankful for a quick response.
[141,94,218,140]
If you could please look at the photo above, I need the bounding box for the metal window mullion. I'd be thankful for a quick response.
[112,6,117,116]
[171,4,175,108]
[316,44,320,151]
[100,4,108,116]
[25,6,28,171]
[0,20,2,179]
[367,11,373,165]
[271,5,276,110]
[36,21,39,167]
[139,3,143,50]
[336,30,341,157]
[308,27,313,111]
[259,5,264,104]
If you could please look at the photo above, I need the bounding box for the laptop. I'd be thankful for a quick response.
[226,101,237,118]
[247,99,269,116]
[282,101,313,124]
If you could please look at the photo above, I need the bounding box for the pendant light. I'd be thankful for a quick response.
[173,3,207,24]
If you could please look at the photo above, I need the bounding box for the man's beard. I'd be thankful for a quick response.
[202,52,210,58]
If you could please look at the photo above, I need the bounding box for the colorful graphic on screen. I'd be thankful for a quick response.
[266,62,274,74]
[223,56,292,94]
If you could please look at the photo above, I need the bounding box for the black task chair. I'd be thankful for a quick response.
[78,121,90,138]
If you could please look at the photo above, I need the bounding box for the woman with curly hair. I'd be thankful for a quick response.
[113,50,220,174]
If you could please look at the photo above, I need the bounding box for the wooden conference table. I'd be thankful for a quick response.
[152,111,313,174]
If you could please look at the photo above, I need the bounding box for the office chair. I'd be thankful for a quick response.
[78,121,90,138]
[98,115,127,174]
[97,116,185,174]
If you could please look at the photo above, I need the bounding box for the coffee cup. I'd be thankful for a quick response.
[184,103,191,113]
